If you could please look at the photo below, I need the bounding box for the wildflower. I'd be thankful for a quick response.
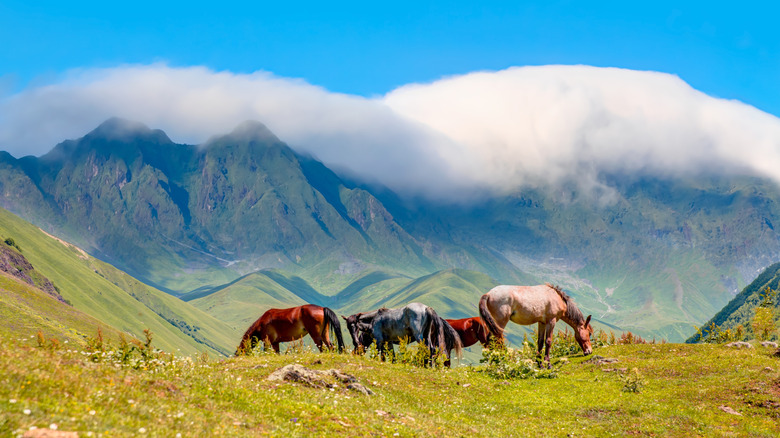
[138,427,147,433]
[23,409,31,415]
[89,410,96,415]
[9,399,16,404]
[49,424,58,430]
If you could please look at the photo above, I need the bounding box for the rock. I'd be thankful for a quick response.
[346,382,374,395]
[718,405,742,416]
[760,341,778,348]
[586,355,619,365]
[267,364,373,395]
[267,364,327,388]
[725,341,753,349]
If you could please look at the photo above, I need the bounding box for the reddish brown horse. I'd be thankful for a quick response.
[479,283,593,364]
[445,317,492,348]
[235,304,345,355]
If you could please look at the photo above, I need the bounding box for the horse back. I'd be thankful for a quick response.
[488,284,566,324]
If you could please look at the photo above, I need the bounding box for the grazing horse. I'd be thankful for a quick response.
[445,317,492,348]
[479,283,593,364]
[343,303,462,365]
[236,304,344,355]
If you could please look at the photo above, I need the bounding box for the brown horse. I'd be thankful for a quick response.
[235,304,344,355]
[479,283,593,364]
[445,317,492,348]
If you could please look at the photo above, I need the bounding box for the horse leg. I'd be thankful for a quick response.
[536,322,546,364]
[544,320,557,368]
[309,330,325,352]
[320,323,334,351]
[272,342,281,354]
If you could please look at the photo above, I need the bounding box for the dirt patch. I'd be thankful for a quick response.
[23,429,78,438]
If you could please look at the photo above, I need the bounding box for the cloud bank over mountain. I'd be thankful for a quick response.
[1,64,779,200]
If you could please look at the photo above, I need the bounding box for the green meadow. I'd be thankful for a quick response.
[1,333,778,437]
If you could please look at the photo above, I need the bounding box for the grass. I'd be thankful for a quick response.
[1,331,778,437]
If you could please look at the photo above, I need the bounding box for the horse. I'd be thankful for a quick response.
[235,304,345,355]
[343,302,462,366]
[445,317,493,348]
[479,283,593,364]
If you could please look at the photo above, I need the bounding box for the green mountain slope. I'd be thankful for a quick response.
[0,270,124,345]
[687,262,780,342]
[0,207,238,355]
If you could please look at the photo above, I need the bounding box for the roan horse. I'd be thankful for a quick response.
[235,304,344,355]
[343,302,463,365]
[479,283,593,364]
[445,317,493,348]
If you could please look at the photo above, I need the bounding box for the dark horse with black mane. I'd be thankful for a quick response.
[343,302,462,366]
[479,283,593,364]
[236,304,345,355]
[445,317,493,348]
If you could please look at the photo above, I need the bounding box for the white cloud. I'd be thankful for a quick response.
[1,64,779,200]
[383,66,780,193]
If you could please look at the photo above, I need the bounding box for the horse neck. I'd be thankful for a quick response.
[560,314,579,330]
[241,320,264,343]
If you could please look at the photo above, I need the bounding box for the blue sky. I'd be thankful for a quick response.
[2,0,780,199]
[2,1,779,116]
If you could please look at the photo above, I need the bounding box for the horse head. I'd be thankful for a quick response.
[574,314,594,355]
[342,313,374,352]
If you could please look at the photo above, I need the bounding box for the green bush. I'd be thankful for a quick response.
[619,367,647,393]
[478,338,560,380]
[3,237,21,251]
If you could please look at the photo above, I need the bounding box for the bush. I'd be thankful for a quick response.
[695,322,743,344]
[478,338,560,380]
[619,368,646,393]
[3,237,21,251]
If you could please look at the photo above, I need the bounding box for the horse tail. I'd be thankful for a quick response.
[439,315,463,360]
[322,306,345,353]
[479,293,504,340]
[425,307,463,361]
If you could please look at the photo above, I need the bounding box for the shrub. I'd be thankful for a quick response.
[694,322,743,344]
[478,338,560,380]
[619,367,646,393]
[3,237,21,251]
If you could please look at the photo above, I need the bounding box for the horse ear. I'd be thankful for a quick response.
[341,315,348,320]
[585,315,592,325]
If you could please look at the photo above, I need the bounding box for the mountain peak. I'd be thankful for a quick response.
[87,117,172,144]
[227,120,280,143]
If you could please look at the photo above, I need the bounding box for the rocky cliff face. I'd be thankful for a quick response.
[0,240,65,303]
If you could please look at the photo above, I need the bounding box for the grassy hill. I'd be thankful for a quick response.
[0,270,124,345]
[1,336,778,436]
[0,207,239,356]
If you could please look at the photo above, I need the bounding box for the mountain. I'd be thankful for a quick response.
[0,118,512,295]
[0,207,238,355]
[687,262,780,342]
[3,118,780,341]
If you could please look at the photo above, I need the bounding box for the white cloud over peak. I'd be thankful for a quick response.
[1,64,779,200]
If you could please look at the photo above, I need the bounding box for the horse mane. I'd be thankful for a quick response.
[546,283,585,325]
